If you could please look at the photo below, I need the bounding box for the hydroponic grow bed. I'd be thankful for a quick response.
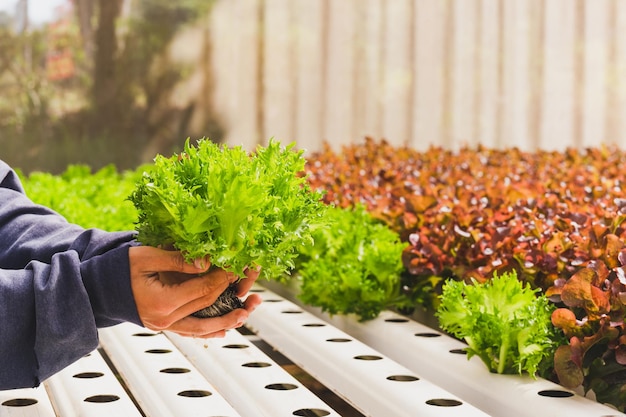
[1,282,622,417]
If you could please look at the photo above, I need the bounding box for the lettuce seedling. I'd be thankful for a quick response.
[436,270,561,377]
[129,138,326,317]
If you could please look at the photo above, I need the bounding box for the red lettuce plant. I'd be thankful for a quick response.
[303,138,626,410]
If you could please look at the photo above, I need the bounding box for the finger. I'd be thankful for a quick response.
[235,266,261,297]
[194,330,227,339]
[164,271,235,321]
[143,269,234,327]
[164,328,227,339]
[160,309,249,337]
[243,293,263,312]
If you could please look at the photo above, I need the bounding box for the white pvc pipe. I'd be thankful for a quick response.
[0,386,56,417]
[98,323,242,417]
[260,282,625,417]
[167,325,343,417]
[43,348,143,417]
[245,286,491,417]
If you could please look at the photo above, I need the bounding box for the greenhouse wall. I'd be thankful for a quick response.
[208,0,626,154]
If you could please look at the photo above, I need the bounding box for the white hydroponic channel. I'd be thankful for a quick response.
[1,282,624,417]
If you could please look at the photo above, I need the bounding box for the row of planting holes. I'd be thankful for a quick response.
[0,353,122,410]
[255,288,464,411]
[254,287,581,404]
[0,290,574,414]
[137,331,333,417]
[0,339,330,417]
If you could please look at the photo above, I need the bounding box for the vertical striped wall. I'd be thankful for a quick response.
[208,0,626,154]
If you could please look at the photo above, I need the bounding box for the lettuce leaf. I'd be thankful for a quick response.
[129,138,326,279]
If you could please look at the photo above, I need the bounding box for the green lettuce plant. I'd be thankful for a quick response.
[21,164,139,231]
[129,138,327,317]
[437,270,563,377]
[295,205,409,321]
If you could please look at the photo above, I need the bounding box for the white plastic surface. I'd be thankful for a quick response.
[43,349,142,417]
[167,326,342,417]
[245,285,491,417]
[335,310,626,417]
[98,323,242,417]
[261,282,626,417]
[0,386,56,417]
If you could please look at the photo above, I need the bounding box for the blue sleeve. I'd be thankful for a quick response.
[0,160,143,389]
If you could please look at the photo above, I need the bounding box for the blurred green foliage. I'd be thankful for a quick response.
[20,164,142,231]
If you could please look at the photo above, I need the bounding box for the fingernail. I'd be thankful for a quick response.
[194,257,207,270]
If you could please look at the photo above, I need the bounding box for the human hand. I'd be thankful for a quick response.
[128,246,262,338]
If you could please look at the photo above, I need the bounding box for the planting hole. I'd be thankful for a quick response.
[160,368,191,374]
[449,348,467,354]
[293,408,331,416]
[222,344,249,349]
[242,362,272,368]
[84,395,120,403]
[354,355,383,361]
[303,323,326,327]
[178,390,212,398]
[282,310,303,314]
[387,375,419,382]
[145,349,172,354]
[265,383,299,390]
[385,318,409,323]
[2,398,38,407]
[264,299,283,303]
[537,389,574,398]
[327,338,352,343]
[426,398,463,407]
[415,332,441,338]
[73,372,104,379]
[133,332,158,337]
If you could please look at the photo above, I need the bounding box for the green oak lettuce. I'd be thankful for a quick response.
[129,138,327,280]
[436,270,562,377]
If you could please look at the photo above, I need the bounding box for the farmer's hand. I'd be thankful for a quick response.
[128,246,262,338]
